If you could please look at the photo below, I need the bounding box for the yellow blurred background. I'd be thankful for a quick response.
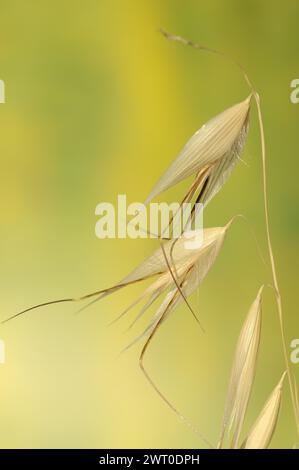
[0,0,298,448]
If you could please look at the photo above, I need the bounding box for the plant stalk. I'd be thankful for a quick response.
[254,92,299,437]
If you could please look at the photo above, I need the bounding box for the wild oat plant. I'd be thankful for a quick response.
[4,30,299,448]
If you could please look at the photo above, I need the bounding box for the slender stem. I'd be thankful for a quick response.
[254,92,299,436]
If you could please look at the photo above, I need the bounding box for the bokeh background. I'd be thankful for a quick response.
[0,0,298,449]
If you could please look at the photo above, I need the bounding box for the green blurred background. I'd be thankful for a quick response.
[0,0,298,449]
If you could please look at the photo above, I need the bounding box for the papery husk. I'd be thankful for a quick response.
[121,223,229,346]
[242,372,286,449]
[218,287,263,448]
[145,96,251,206]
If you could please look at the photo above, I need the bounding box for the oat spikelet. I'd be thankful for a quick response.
[242,372,286,449]
[145,97,251,207]
[4,223,230,335]
[123,222,230,346]
[218,287,263,448]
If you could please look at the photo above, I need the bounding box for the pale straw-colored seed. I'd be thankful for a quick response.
[145,96,251,206]
[242,372,286,449]
[121,223,230,347]
[218,287,263,448]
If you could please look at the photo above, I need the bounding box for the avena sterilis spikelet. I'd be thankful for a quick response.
[216,290,284,449]
[218,287,263,449]
[242,372,286,449]
[144,96,251,207]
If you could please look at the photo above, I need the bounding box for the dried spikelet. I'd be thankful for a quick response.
[218,287,263,449]
[122,226,226,287]
[121,222,230,346]
[145,96,251,207]
[4,223,230,335]
[242,372,286,449]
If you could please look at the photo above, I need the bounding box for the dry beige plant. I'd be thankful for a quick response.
[144,96,251,209]
[147,29,299,443]
[218,287,285,449]
[3,29,298,449]
[219,287,264,448]
[242,372,286,449]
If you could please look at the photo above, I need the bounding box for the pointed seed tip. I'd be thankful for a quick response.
[279,371,287,387]
[257,285,264,297]
[224,216,235,230]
